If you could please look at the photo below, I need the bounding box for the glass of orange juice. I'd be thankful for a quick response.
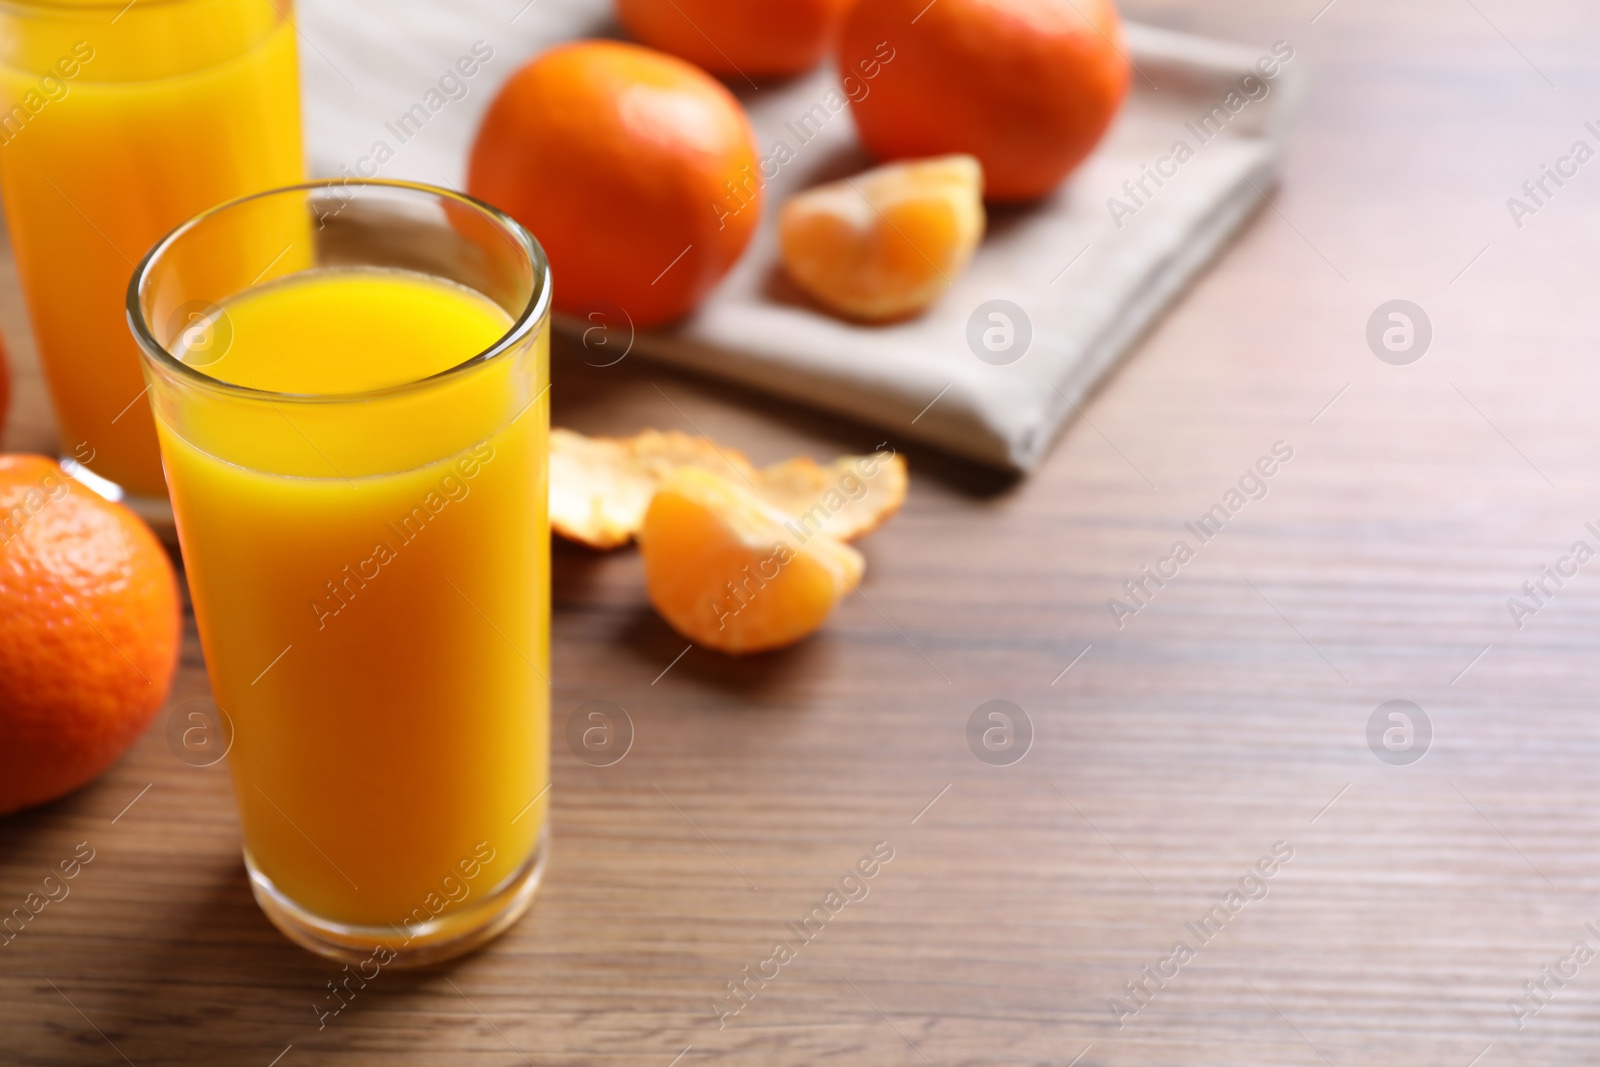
[127,180,552,968]
[0,0,303,520]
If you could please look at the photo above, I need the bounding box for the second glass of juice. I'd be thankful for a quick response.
[128,181,551,967]
[0,0,303,515]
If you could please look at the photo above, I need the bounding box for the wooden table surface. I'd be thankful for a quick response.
[7,1,1600,1064]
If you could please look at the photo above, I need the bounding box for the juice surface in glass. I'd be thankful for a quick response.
[161,266,549,940]
[0,0,303,499]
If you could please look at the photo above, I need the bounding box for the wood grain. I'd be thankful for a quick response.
[8,1,1600,1064]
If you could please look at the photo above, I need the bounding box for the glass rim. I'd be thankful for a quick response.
[125,177,551,406]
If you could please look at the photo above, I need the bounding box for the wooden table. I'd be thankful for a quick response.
[6,1,1600,1063]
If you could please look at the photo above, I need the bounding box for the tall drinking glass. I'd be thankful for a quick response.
[0,0,304,516]
[128,180,551,967]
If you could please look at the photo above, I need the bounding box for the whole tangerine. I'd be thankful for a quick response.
[616,0,856,79]
[837,0,1130,202]
[468,40,762,328]
[0,455,181,816]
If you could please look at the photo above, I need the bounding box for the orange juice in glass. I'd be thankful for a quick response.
[0,0,303,512]
[129,181,551,966]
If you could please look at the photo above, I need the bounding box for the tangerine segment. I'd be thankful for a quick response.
[640,467,863,654]
[550,428,756,549]
[780,155,985,321]
[756,451,907,541]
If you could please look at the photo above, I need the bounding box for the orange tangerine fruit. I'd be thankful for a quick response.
[616,0,856,79]
[467,40,761,328]
[780,155,985,321]
[838,0,1129,201]
[0,455,181,816]
[640,467,863,654]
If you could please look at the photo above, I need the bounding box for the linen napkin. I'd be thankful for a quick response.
[299,2,1303,471]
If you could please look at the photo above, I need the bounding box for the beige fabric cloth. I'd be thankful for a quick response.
[300,3,1303,471]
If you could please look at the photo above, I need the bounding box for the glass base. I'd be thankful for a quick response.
[60,457,177,543]
[246,826,548,968]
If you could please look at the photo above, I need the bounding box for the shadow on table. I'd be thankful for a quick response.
[82,858,491,1065]
[549,333,1021,502]
[612,603,833,700]
[2,777,509,1064]
[0,788,91,867]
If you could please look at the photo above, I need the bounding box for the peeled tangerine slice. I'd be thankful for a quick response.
[641,467,864,654]
[779,154,985,322]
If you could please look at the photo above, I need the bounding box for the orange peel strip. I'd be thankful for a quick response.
[551,428,906,548]
[550,427,756,549]
[753,450,907,542]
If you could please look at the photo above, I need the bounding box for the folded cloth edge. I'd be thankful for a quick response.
[554,24,1307,474]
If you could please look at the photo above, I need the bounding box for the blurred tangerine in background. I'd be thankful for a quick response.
[838,0,1130,201]
[468,40,762,328]
[616,0,856,79]
[0,455,181,816]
